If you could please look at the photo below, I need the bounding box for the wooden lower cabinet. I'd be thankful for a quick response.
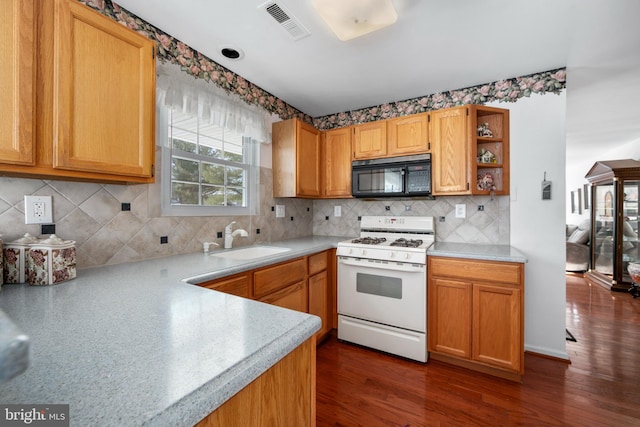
[196,337,316,427]
[308,251,331,342]
[428,256,524,382]
[259,281,308,312]
[429,277,472,359]
[253,258,306,299]
[197,250,334,343]
[199,272,250,298]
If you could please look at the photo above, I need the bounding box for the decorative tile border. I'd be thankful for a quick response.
[80,1,566,130]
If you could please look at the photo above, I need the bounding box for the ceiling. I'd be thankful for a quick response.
[116,0,640,160]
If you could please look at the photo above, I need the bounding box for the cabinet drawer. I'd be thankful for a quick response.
[308,251,328,276]
[200,273,250,298]
[430,257,522,286]
[258,281,308,312]
[253,258,306,298]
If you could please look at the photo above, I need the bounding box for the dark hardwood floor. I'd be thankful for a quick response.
[316,275,640,426]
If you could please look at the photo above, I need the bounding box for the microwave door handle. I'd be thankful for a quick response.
[339,257,423,273]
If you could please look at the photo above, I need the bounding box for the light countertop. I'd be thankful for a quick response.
[427,242,527,263]
[0,236,346,426]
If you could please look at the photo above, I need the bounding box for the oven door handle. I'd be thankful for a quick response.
[338,257,424,273]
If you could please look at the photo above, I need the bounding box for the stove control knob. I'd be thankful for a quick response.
[361,249,366,256]
[389,252,396,258]
[404,253,411,260]
[348,248,353,255]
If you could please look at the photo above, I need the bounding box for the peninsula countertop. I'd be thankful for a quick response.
[0,236,346,426]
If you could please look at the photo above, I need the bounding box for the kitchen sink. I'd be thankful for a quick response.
[211,246,291,260]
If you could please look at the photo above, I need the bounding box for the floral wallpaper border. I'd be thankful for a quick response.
[81,0,566,131]
[312,69,566,130]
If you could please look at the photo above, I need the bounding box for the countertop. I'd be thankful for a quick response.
[427,242,527,263]
[0,236,346,426]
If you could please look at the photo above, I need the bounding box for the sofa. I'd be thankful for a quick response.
[566,219,591,272]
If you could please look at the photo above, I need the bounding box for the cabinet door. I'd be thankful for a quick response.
[309,271,329,340]
[473,283,522,372]
[323,127,352,197]
[353,121,387,159]
[430,106,470,194]
[53,0,155,177]
[428,277,472,358]
[296,120,321,197]
[0,0,35,166]
[387,113,428,156]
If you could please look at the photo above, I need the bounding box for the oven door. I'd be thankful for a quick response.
[337,256,426,332]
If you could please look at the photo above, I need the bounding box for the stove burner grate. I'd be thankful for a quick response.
[390,238,424,248]
[351,237,387,245]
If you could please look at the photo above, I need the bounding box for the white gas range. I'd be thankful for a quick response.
[336,216,435,362]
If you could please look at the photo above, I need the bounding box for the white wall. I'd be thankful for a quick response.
[487,92,569,359]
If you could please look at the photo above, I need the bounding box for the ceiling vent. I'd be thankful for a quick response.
[260,1,311,41]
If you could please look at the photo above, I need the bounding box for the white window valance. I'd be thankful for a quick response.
[156,61,273,144]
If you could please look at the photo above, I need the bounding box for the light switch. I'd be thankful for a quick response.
[455,204,466,218]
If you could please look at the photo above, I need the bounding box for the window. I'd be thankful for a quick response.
[159,107,258,216]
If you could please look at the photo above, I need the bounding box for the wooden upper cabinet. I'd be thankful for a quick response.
[387,113,429,156]
[430,106,470,195]
[296,120,322,197]
[353,121,387,159]
[53,0,156,178]
[273,118,321,198]
[323,127,352,198]
[0,0,36,166]
[0,0,156,183]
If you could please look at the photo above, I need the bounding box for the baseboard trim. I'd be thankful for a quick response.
[525,350,571,364]
[524,344,569,361]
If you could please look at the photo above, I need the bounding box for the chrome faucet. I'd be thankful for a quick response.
[224,221,248,249]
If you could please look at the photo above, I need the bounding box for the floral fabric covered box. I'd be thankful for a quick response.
[0,236,3,288]
[3,233,38,284]
[26,235,76,286]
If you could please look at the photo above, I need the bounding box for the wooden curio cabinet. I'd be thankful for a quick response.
[585,159,640,292]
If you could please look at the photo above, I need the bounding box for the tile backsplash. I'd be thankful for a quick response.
[312,196,509,243]
[0,171,509,270]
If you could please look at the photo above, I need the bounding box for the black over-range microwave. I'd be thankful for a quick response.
[351,153,431,198]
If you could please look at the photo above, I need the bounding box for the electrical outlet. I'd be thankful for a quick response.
[455,204,466,218]
[334,205,341,217]
[275,205,285,218]
[24,195,53,224]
